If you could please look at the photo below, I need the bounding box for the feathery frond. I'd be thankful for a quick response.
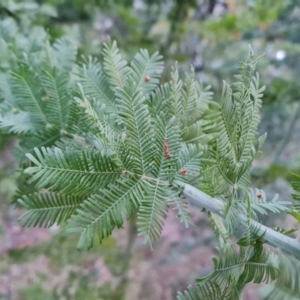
[68,178,144,249]
[175,144,204,184]
[178,244,278,300]
[50,38,77,73]
[10,63,48,124]
[169,64,183,129]
[197,54,271,240]
[201,57,265,197]
[102,40,131,89]
[148,82,172,118]
[25,147,122,197]
[18,192,84,227]
[0,111,35,134]
[246,188,290,215]
[136,113,190,244]
[177,285,201,300]
[137,179,169,246]
[40,69,72,129]
[130,49,163,95]
[77,56,116,112]
[260,252,300,300]
[115,85,154,174]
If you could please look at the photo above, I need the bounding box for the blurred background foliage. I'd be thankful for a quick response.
[1,0,300,299]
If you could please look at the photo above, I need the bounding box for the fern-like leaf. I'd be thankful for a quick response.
[130,49,163,95]
[170,64,183,128]
[77,56,116,112]
[18,192,84,227]
[115,85,154,174]
[178,244,278,300]
[24,147,122,197]
[102,40,131,89]
[175,144,204,183]
[41,69,71,129]
[0,111,36,134]
[10,64,47,124]
[137,179,169,246]
[51,38,77,73]
[177,285,201,300]
[68,178,144,249]
[260,252,300,300]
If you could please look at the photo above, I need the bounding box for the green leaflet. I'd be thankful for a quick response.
[77,56,116,112]
[260,252,300,300]
[40,69,72,130]
[18,192,85,227]
[130,49,164,95]
[25,147,122,197]
[50,38,77,73]
[102,39,131,89]
[10,64,48,125]
[115,85,155,174]
[178,243,278,300]
[69,178,144,249]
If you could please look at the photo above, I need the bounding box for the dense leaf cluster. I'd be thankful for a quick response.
[1,17,300,300]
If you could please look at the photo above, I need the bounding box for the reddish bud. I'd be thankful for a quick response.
[180,168,188,176]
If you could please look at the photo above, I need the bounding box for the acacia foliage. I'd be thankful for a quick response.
[1,17,300,299]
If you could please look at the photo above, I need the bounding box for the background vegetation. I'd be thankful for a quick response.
[1,0,300,299]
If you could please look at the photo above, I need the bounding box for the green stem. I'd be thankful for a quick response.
[175,181,300,260]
